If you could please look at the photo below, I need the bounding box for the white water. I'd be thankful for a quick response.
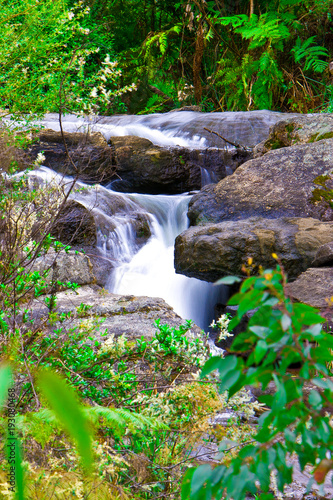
[106,192,225,329]
[30,109,302,149]
[24,166,225,329]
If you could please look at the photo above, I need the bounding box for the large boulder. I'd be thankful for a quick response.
[175,217,333,282]
[30,250,96,289]
[30,285,202,342]
[108,136,247,194]
[188,138,333,226]
[50,200,97,246]
[254,114,333,157]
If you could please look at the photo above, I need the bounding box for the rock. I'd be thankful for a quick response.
[175,217,333,282]
[108,135,252,194]
[254,114,333,157]
[286,267,333,309]
[29,285,202,342]
[30,250,96,289]
[312,241,333,266]
[27,129,117,184]
[188,139,333,225]
[49,200,97,246]
[108,136,202,194]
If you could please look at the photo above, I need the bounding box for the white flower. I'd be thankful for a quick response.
[68,11,74,20]
[90,87,98,98]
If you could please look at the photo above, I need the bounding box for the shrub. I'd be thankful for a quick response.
[182,265,333,500]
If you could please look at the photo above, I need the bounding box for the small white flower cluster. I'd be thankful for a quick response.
[210,314,233,342]
[34,152,45,167]
[99,333,127,356]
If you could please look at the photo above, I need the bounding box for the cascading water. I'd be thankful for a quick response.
[105,191,226,329]
[25,166,225,329]
[17,109,305,330]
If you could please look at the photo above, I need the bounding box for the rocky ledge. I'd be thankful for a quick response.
[30,285,202,342]
[175,217,333,282]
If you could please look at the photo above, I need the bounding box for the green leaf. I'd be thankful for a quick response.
[249,326,270,339]
[0,364,12,410]
[215,276,241,285]
[181,467,195,500]
[254,340,268,364]
[219,369,241,393]
[308,389,322,409]
[6,436,24,500]
[281,314,291,331]
[37,370,92,470]
[200,356,224,378]
[190,464,212,497]
[201,355,237,379]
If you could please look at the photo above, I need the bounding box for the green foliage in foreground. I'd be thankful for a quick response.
[183,266,333,499]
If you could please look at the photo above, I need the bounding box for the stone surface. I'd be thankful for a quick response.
[175,217,333,282]
[30,250,96,289]
[254,114,333,157]
[188,139,333,226]
[30,285,202,342]
[108,136,248,194]
[108,135,200,193]
[286,267,333,309]
[27,129,117,184]
[49,200,97,246]
[312,241,333,267]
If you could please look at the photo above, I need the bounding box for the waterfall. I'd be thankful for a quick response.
[105,191,226,330]
[23,166,226,329]
[36,109,301,149]
[16,109,304,330]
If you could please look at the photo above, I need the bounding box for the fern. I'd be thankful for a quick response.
[85,406,168,437]
[12,405,168,449]
[292,36,329,73]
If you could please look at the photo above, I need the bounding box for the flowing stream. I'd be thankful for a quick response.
[22,110,305,329]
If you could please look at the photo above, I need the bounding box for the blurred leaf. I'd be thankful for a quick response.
[0,364,12,410]
[37,370,92,470]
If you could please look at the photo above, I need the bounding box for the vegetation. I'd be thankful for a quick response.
[0,0,332,117]
[183,264,333,499]
[1,0,333,498]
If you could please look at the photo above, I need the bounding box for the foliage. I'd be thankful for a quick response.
[0,0,134,118]
[182,265,333,499]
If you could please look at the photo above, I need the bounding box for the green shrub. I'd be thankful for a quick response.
[182,265,333,500]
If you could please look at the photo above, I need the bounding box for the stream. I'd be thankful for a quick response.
[26,110,301,330]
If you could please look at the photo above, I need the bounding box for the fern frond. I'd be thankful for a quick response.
[292,37,329,73]
[85,406,168,437]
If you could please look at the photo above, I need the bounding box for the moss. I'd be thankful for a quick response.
[285,124,294,133]
[308,133,319,143]
[316,131,333,141]
[308,131,333,143]
[269,139,284,150]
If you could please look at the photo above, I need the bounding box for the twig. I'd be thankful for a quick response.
[203,126,246,149]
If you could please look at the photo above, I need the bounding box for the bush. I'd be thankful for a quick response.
[182,265,333,500]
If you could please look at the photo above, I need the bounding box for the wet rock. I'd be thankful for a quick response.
[50,200,97,246]
[188,139,333,225]
[27,129,117,184]
[108,136,202,194]
[312,241,333,266]
[175,217,333,282]
[286,267,333,309]
[108,135,252,194]
[254,114,333,157]
[29,285,202,342]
